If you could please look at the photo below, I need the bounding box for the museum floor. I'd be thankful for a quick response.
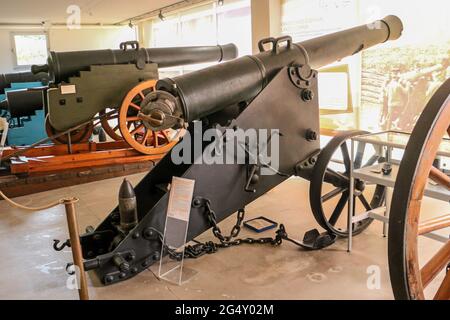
[0,173,444,300]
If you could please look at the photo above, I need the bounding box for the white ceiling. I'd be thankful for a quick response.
[0,0,180,24]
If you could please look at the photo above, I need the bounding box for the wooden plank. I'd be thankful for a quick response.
[24,148,140,165]
[0,162,156,199]
[2,140,130,158]
[26,154,164,175]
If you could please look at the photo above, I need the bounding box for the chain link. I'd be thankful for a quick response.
[167,199,288,261]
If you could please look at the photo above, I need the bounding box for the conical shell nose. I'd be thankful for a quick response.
[119,179,135,199]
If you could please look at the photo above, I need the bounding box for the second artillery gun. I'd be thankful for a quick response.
[54,16,404,288]
[30,41,238,151]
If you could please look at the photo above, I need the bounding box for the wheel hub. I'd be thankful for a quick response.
[354,179,366,192]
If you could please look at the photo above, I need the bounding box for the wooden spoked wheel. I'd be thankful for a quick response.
[310,131,386,237]
[99,108,122,141]
[119,80,179,155]
[388,78,450,300]
[45,115,94,145]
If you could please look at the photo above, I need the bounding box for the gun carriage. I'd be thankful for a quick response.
[51,15,403,290]
[30,42,238,150]
[52,16,449,300]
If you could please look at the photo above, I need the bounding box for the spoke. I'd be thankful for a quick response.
[153,131,159,147]
[127,117,140,122]
[130,124,145,136]
[429,167,450,190]
[340,142,351,172]
[140,130,151,146]
[421,241,450,288]
[324,168,349,186]
[434,269,450,300]
[419,214,450,235]
[352,195,356,217]
[139,91,145,100]
[129,103,141,111]
[112,125,119,132]
[329,192,349,226]
[354,142,366,169]
[321,187,345,203]
[358,194,372,211]
[161,130,170,143]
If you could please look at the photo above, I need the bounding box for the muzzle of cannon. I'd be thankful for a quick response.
[142,16,403,131]
[32,41,238,84]
[0,71,49,94]
[53,17,404,286]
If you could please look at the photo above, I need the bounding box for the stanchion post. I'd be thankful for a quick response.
[63,198,89,300]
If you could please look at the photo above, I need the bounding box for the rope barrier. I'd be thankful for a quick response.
[0,190,74,211]
[0,189,87,300]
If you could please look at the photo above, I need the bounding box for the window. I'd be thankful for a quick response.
[148,0,251,77]
[12,33,49,67]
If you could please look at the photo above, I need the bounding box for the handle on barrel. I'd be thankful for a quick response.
[258,36,293,54]
[31,64,49,75]
[120,41,140,51]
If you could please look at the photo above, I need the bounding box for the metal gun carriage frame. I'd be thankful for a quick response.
[53,16,449,300]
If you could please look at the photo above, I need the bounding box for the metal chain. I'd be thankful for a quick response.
[167,200,288,261]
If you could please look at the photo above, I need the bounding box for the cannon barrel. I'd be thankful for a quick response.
[0,71,49,94]
[145,16,403,130]
[31,43,238,84]
[1,89,44,118]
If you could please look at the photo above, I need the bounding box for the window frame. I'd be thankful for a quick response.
[10,31,50,70]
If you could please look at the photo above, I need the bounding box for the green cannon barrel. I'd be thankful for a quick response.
[31,42,238,84]
[143,16,403,130]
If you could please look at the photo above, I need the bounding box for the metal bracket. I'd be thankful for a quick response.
[288,65,316,89]
[295,149,321,174]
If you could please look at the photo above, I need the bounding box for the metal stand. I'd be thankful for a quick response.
[347,131,450,252]
[158,177,197,285]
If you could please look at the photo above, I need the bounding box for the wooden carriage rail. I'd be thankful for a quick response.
[0,140,167,199]
[4,140,165,175]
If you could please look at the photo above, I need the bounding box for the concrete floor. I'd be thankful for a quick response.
[0,174,446,300]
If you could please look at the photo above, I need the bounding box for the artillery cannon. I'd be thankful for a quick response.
[0,88,44,125]
[0,71,49,95]
[55,16,406,291]
[31,42,238,148]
